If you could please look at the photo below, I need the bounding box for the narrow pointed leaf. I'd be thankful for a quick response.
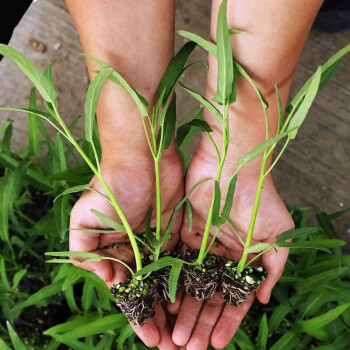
[185,200,193,232]
[298,303,350,332]
[54,184,90,202]
[180,83,223,122]
[177,30,217,57]
[220,175,237,222]
[212,0,234,104]
[276,227,320,243]
[257,313,268,350]
[287,67,321,139]
[85,67,113,142]
[28,87,39,156]
[7,322,28,350]
[237,128,296,166]
[275,85,284,133]
[0,44,57,103]
[91,209,126,232]
[157,41,196,100]
[212,180,221,227]
[169,260,183,303]
[160,95,176,150]
[248,242,276,254]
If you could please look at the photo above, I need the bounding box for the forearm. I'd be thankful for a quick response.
[65,0,175,164]
[199,0,323,170]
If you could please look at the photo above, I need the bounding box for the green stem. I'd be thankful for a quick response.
[197,104,229,264]
[52,105,143,272]
[237,154,268,273]
[264,137,290,177]
[154,157,162,243]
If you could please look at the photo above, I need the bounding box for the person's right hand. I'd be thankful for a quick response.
[69,145,183,350]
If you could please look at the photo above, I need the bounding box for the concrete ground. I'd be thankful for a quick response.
[0,0,349,243]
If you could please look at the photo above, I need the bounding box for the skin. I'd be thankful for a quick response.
[171,1,323,349]
[66,0,323,349]
[66,1,181,348]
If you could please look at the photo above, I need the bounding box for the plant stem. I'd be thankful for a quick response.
[197,104,229,264]
[154,157,162,243]
[237,153,268,273]
[52,105,143,272]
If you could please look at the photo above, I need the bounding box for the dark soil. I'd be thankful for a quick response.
[182,249,225,301]
[221,261,267,306]
[110,278,157,326]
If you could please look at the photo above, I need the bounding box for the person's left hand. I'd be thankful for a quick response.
[168,149,294,349]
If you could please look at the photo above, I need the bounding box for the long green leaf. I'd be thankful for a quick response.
[299,303,350,332]
[169,260,183,303]
[248,242,275,254]
[7,321,28,350]
[237,128,296,166]
[288,44,350,111]
[0,44,57,103]
[84,54,149,117]
[28,87,39,156]
[287,67,321,139]
[276,227,320,243]
[157,41,196,100]
[269,330,300,350]
[0,338,11,350]
[212,180,221,227]
[185,200,193,232]
[84,67,113,142]
[212,0,235,105]
[160,95,176,150]
[54,184,90,202]
[180,83,223,122]
[257,313,268,350]
[177,30,217,57]
[220,175,237,223]
[91,209,126,232]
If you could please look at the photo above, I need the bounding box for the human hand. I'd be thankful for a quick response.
[169,150,294,349]
[69,147,183,350]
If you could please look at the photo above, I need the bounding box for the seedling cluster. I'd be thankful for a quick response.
[0,0,349,326]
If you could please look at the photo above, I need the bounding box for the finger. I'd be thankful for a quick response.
[172,294,203,346]
[211,294,255,349]
[154,303,179,350]
[186,292,225,350]
[256,245,289,304]
[72,249,113,283]
[131,319,160,348]
[167,286,185,315]
[105,260,129,288]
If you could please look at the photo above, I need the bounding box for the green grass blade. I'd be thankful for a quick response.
[84,67,113,142]
[0,44,57,103]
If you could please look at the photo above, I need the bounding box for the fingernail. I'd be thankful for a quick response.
[93,271,105,281]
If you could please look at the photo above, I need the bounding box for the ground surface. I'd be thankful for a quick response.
[0,0,349,243]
